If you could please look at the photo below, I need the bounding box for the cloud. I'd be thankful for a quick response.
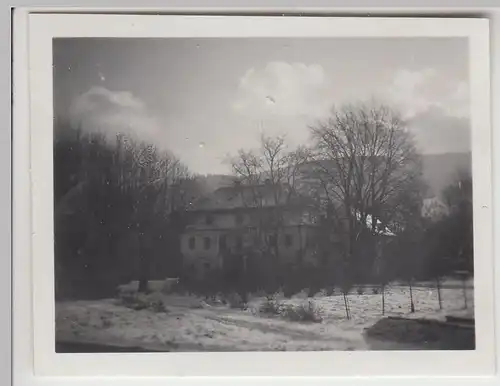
[383,68,438,117]
[377,68,471,153]
[69,86,162,146]
[231,64,471,155]
[381,68,469,119]
[407,106,471,154]
[232,62,333,119]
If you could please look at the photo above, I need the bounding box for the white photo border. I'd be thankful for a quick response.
[15,11,495,379]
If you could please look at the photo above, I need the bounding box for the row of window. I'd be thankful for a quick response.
[188,235,242,251]
[187,233,295,251]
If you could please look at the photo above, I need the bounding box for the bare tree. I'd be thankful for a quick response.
[230,134,311,200]
[114,135,194,292]
[228,134,313,292]
[306,102,424,316]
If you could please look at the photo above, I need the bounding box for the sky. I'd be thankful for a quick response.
[53,38,470,175]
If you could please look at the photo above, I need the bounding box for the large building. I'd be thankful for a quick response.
[180,181,319,279]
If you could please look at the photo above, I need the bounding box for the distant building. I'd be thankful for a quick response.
[422,197,450,221]
[180,181,319,279]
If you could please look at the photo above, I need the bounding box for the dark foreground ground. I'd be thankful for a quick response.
[56,341,161,353]
[57,318,475,353]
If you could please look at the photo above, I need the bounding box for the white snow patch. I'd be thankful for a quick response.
[56,284,474,352]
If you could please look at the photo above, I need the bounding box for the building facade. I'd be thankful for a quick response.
[180,182,319,280]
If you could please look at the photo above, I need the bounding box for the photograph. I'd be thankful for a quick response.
[52,35,477,354]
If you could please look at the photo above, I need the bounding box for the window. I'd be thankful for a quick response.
[219,234,227,250]
[188,237,196,250]
[235,213,244,225]
[285,234,293,248]
[206,214,214,225]
[204,237,211,250]
[268,234,277,247]
[235,235,243,251]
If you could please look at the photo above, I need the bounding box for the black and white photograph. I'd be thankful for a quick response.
[50,33,480,354]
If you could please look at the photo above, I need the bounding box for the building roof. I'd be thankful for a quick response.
[189,182,309,212]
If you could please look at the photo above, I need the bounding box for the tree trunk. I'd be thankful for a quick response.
[138,281,148,293]
[462,277,468,309]
[409,280,415,313]
[343,291,351,320]
[238,255,249,303]
[138,260,149,293]
[137,232,149,293]
[381,284,385,315]
[436,277,443,310]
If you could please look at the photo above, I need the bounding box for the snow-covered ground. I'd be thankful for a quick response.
[56,281,474,352]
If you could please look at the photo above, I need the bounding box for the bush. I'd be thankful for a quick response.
[118,292,168,313]
[188,302,203,309]
[99,315,113,328]
[259,295,283,315]
[356,286,364,295]
[283,287,295,299]
[150,299,168,313]
[372,287,380,294]
[225,292,248,310]
[325,286,335,296]
[281,301,323,323]
[307,287,317,298]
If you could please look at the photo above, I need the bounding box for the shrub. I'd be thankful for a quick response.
[100,315,112,328]
[118,292,168,313]
[307,287,317,298]
[325,286,335,296]
[150,299,168,313]
[372,287,380,295]
[205,293,225,305]
[283,286,295,299]
[281,301,323,323]
[356,286,364,295]
[118,292,141,308]
[225,292,248,310]
[259,295,283,315]
[254,289,267,298]
[161,278,181,294]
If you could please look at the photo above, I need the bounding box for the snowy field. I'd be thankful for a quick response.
[56,281,474,352]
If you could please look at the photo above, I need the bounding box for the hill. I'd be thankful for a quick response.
[194,153,472,199]
[421,152,471,198]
